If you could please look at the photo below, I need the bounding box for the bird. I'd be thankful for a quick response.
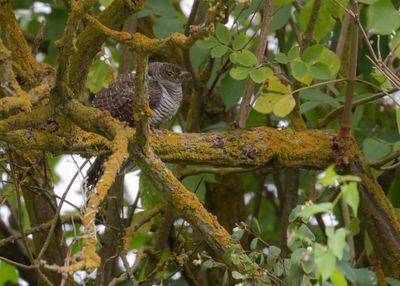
[84,62,191,189]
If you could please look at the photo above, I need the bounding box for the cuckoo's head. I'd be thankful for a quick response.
[148,62,191,85]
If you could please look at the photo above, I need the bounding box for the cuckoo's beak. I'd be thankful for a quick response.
[180,71,192,81]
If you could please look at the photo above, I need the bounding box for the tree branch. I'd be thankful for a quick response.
[236,0,274,129]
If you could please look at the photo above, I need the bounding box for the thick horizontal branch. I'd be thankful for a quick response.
[151,128,335,168]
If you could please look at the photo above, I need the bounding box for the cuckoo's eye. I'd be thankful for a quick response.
[166,70,173,77]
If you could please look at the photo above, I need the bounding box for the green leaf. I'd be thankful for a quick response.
[269,245,282,257]
[253,93,280,114]
[273,94,296,117]
[353,268,377,286]
[0,262,18,286]
[235,50,258,67]
[367,0,400,35]
[99,0,112,6]
[303,45,324,62]
[274,261,285,276]
[363,138,391,161]
[250,67,273,83]
[201,260,225,270]
[232,271,246,280]
[86,59,114,94]
[231,253,241,265]
[232,33,247,50]
[396,109,400,135]
[267,245,281,265]
[385,277,400,286]
[229,51,240,64]
[231,227,245,243]
[317,47,341,76]
[143,0,177,17]
[250,238,258,250]
[223,270,229,286]
[140,174,165,209]
[275,53,289,64]
[348,217,360,236]
[216,23,231,45]
[301,260,315,274]
[211,45,229,58]
[300,89,340,107]
[153,17,184,38]
[229,66,251,80]
[201,260,215,270]
[299,0,345,41]
[251,217,262,235]
[341,182,360,216]
[291,61,312,85]
[311,62,331,80]
[337,262,377,286]
[288,46,301,60]
[327,228,349,260]
[243,254,257,272]
[359,0,379,3]
[197,37,220,49]
[295,202,333,221]
[220,74,246,109]
[298,224,316,242]
[270,4,292,32]
[300,101,320,113]
[318,165,337,186]
[314,243,336,281]
[330,269,348,286]
[44,8,68,41]
[389,32,400,59]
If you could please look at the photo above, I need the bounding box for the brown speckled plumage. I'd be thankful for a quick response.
[93,62,189,127]
[85,62,190,188]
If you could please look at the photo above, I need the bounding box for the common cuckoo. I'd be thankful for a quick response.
[84,62,191,188]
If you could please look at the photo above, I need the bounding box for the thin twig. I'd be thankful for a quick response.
[36,159,89,262]
[301,0,321,50]
[236,0,274,128]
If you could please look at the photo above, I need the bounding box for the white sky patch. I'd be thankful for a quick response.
[310,212,339,227]
[172,272,182,280]
[0,206,11,226]
[54,155,89,214]
[383,90,400,106]
[172,124,183,133]
[119,250,137,270]
[18,279,29,286]
[54,155,141,214]
[32,2,51,14]
[124,169,141,206]
[180,0,194,17]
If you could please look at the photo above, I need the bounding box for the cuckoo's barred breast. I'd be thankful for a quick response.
[85,62,190,189]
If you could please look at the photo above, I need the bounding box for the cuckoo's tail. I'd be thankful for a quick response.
[82,156,106,191]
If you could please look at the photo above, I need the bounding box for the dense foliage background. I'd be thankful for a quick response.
[1,0,400,285]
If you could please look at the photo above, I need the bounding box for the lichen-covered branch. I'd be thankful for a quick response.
[68,0,146,97]
[131,146,261,276]
[85,14,208,52]
[55,0,96,88]
[352,156,400,277]
[150,128,335,168]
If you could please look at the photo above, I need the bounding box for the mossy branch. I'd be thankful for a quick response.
[85,14,208,53]
[68,0,146,97]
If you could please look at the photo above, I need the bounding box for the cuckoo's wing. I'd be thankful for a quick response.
[93,73,136,125]
[93,73,162,126]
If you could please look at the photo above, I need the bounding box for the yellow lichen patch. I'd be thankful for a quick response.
[79,127,130,272]
[0,97,31,114]
[86,14,133,42]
